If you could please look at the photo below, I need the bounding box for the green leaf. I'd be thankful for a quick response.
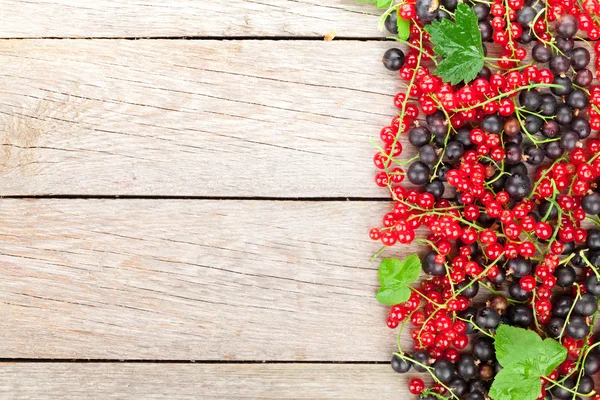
[490,326,567,400]
[356,0,394,9]
[397,17,410,41]
[376,255,421,306]
[424,3,484,85]
[489,370,541,400]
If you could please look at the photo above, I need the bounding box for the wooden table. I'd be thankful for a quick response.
[0,1,418,398]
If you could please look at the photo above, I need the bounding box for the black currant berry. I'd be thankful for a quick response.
[549,55,571,75]
[570,47,591,70]
[587,229,600,251]
[434,359,455,383]
[391,354,412,373]
[574,293,598,316]
[457,355,477,379]
[382,48,405,71]
[551,76,573,96]
[473,336,495,362]
[519,89,542,112]
[585,275,600,296]
[505,174,532,200]
[546,317,565,338]
[524,146,545,165]
[423,252,446,276]
[566,315,590,340]
[554,265,576,287]
[409,127,432,148]
[552,295,574,318]
[407,161,430,185]
[539,94,558,116]
[507,304,534,328]
[449,377,469,397]
[416,0,439,21]
[556,14,579,38]
[413,350,430,372]
[583,193,600,215]
[384,11,398,34]
[475,307,500,330]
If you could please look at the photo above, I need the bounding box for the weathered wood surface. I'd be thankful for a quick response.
[0,39,405,197]
[0,0,381,38]
[0,363,410,399]
[0,199,427,360]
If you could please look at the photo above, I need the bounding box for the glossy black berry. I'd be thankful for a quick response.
[549,55,571,74]
[587,229,600,251]
[557,14,579,38]
[382,48,405,71]
[409,127,432,148]
[473,336,495,362]
[552,295,574,318]
[566,315,590,340]
[571,117,591,139]
[546,317,565,338]
[434,359,455,383]
[508,282,530,301]
[407,161,430,185]
[416,0,439,21]
[413,350,430,372]
[507,304,534,327]
[457,355,477,379]
[505,174,532,200]
[519,89,542,112]
[539,94,558,116]
[583,193,600,215]
[449,377,469,397]
[551,76,573,96]
[567,89,590,109]
[524,146,545,165]
[384,11,398,34]
[475,307,500,330]
[570,47,591,70]
[507,257,532,277]
[423,252,446,276]
[554,265,576,287]
[585,275,600,296]
[456,279,479,299]
[575,293,598,316]
[391,354,412,373]
[584,353,600,375]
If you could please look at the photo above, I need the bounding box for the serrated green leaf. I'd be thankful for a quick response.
[490,326,567,400]
[376,286,411,305]
[424,3,484,85]
[489,369,541,400]
[376,255,421,306]
[397,17,410,41]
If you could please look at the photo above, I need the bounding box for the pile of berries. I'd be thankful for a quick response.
[370,0,600,399]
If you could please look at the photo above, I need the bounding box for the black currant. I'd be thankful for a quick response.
[475,307,500,330]
[554,265,576,287]
[391,354,412,373]
[382,48,405,71]
[409,127,432,148]
[407,161,430,185]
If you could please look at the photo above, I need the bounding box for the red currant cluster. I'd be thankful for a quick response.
[371,0,600,398]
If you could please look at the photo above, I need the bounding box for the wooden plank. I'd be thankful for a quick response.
[0,363,408,399]
[0,199,425,360]
[0,0,381,38]
[0,39,404,197]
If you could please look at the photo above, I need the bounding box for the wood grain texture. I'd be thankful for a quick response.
[0,363,410,399]
[0,0,381,38]
[0,39,405,197]
[0,199,428,360]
